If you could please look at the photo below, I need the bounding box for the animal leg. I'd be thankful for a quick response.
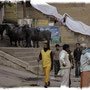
[15,41,17,47]
[37,41,39,48]
[1,34,3,40]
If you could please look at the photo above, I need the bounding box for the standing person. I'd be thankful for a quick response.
[80,43,90,88]
[53,44,60,77]
[59,44,71,87]
[68,50,74,87]
[37,41,53,88]
[74,43,81,77]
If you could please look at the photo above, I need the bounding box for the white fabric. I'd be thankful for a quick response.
[66,16,90,36]
[59,50,66,65]
[30,0,90,36]
[31,0,63,22]
[80,43,87,48]
[60,68,70,87]
[57,69,64,77]
[59,50,71,69]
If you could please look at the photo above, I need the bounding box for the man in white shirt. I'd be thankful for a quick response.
[59,44,71,87]
[80,43,90,88]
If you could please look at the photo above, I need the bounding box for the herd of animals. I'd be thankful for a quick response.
[0,23,51,48]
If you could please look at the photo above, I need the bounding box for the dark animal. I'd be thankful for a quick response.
[6,24,26,46]
[38,30,51,48]
[0,23,15,40]
[22,25,32,47]
[31,30,51,48]
[5,24,51,47]
[31,28,40,48]
[0,24,7,40]
[23,26,51,48]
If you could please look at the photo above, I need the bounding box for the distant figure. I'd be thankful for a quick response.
[37,41,53,88]
[59,44,71,87]
[53,44,60,77]
[69,50,74,69]
[74,43,81,77]
[68,50,74,87]
[80,43,90,88]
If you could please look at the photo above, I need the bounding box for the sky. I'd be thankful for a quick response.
[0,0,90,3]
[43,0,90,3]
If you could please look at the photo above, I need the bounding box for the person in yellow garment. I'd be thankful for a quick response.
[38,41,53,88]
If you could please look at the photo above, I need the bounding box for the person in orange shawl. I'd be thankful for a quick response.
[38,41,53,88]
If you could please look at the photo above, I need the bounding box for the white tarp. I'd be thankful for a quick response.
[31,0,63,22]
[31,0,90,36]
[66,16,90,36]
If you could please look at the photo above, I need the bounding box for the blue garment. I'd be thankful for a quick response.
[80,48,90,72]
[82,48,90,54]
